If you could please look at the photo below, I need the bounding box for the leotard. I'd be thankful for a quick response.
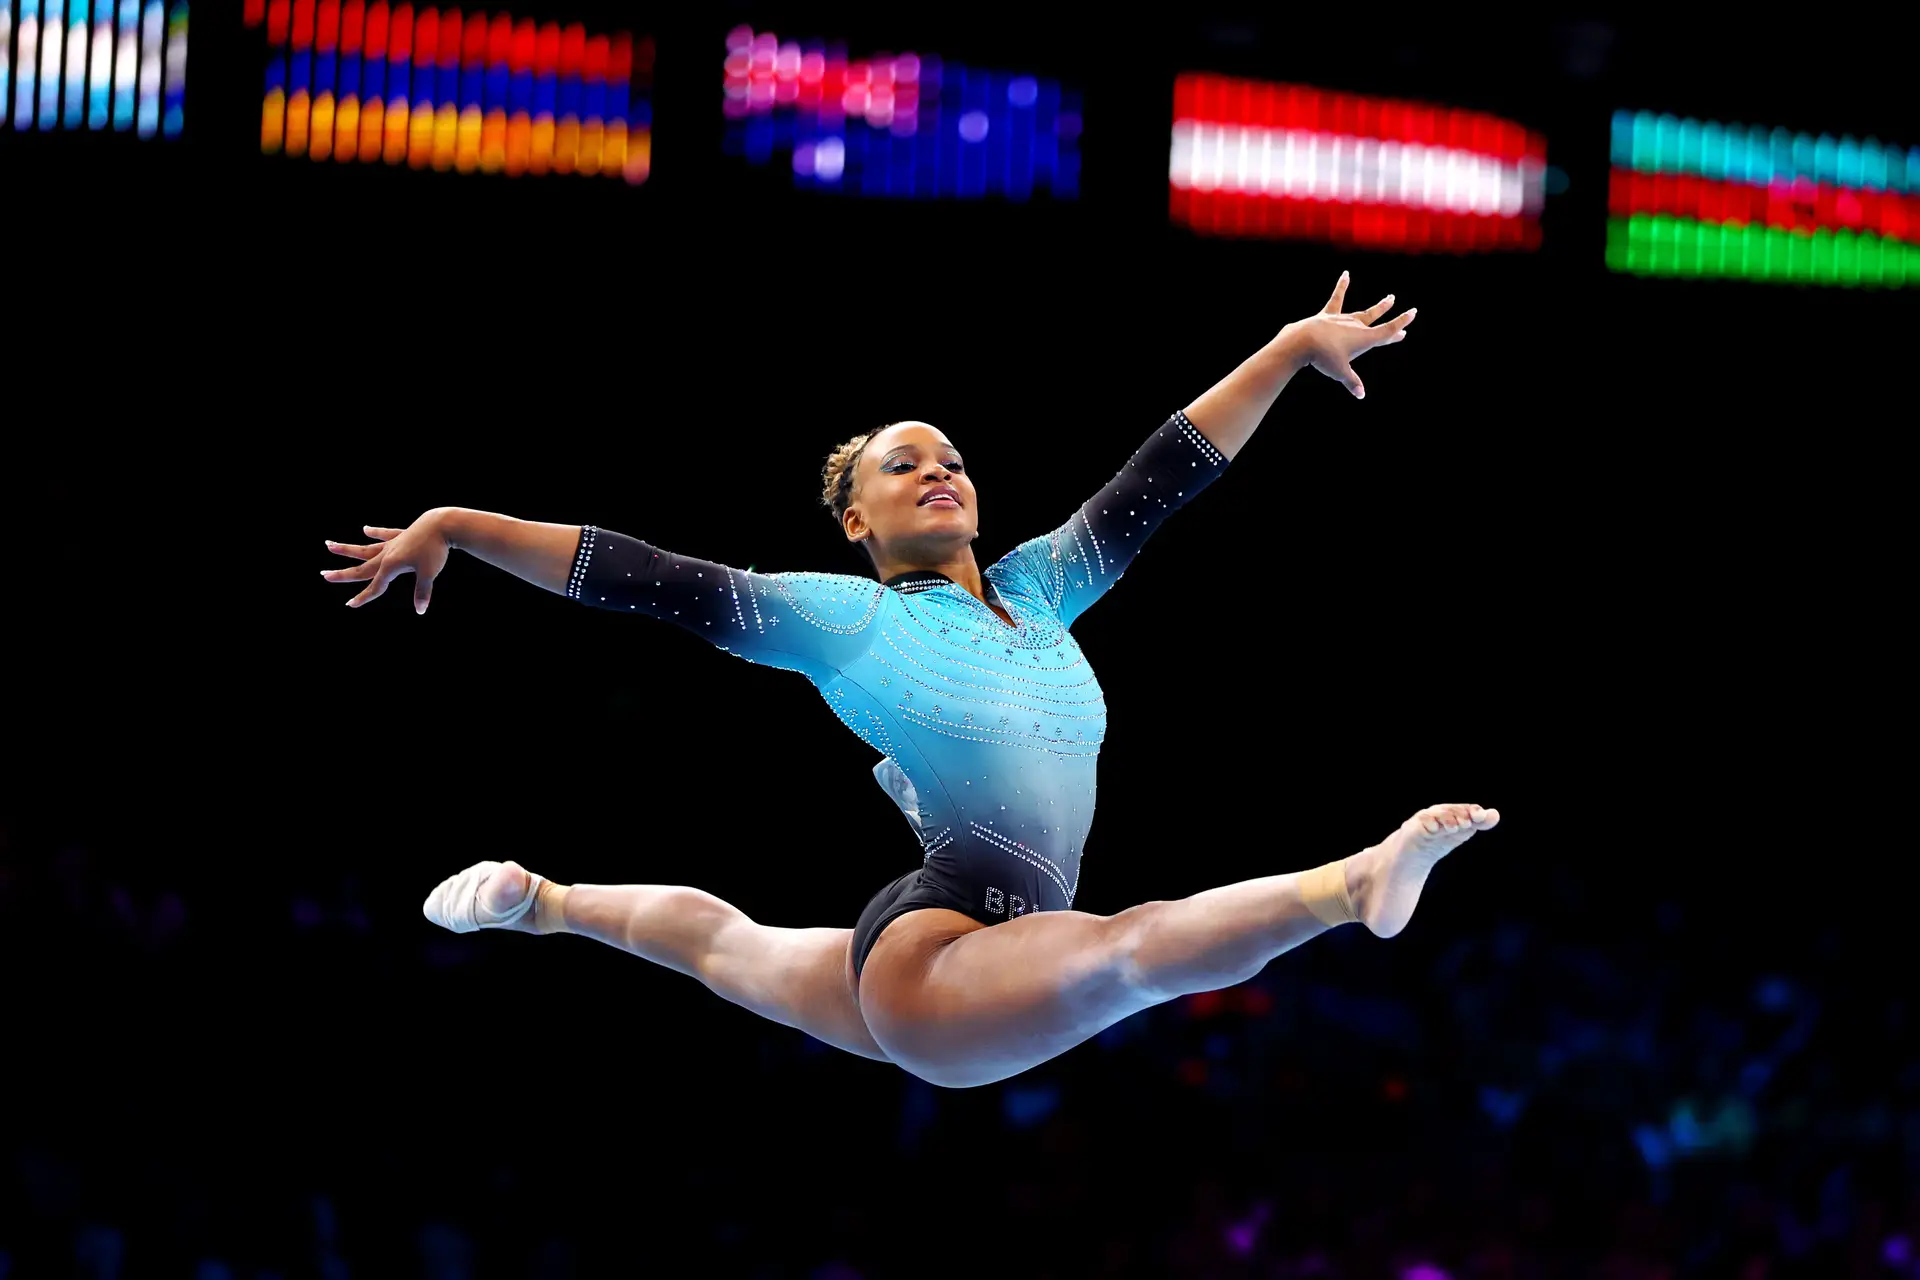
[566,411,1228,973]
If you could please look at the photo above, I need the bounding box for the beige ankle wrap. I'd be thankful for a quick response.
[1299,859,1359,929]
[533,881,573,935]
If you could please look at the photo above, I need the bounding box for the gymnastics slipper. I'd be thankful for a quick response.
[422,860,544,933]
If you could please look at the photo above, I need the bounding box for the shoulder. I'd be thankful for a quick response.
[762,571,891,634]
[987,534,1066,604]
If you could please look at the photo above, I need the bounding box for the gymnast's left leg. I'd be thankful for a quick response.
[857,803,1499,1088]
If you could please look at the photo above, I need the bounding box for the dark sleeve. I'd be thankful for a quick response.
[564,525,885,680]
[989,410,1228,627]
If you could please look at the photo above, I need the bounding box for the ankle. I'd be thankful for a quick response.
[533,880,573,934]
[1299,856,1361,928]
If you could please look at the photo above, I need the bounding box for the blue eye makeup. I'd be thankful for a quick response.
[882,455,964,473]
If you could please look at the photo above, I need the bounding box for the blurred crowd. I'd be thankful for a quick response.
[3,825,1913,1279]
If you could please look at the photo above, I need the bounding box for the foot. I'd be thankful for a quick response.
[1347,803,1499,938]
[422,859,541,934]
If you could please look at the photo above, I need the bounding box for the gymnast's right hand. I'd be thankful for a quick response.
[322,509,453,615]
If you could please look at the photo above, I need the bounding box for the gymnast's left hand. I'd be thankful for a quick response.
[1276,272,1417,400]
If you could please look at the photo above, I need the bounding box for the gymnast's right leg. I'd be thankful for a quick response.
[422,860,891,1063]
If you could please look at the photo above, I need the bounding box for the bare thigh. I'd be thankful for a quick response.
[855,905,1156,1088]
[702,921,890,1064]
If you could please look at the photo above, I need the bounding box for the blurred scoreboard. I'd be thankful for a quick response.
[1169,73,1546,252]
[3,0,187,137]
[249,1,652,181]
[721,25,1080,200]
[1607,110,1916,288]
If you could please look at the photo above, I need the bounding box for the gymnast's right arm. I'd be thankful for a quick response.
[325,507,882,678]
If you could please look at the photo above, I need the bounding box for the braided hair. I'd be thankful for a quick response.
[821,430,883,567]
[820,431,875,527]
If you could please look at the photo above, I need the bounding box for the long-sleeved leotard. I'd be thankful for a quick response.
[565,411,1229,968]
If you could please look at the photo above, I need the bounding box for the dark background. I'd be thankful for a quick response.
[5,5,1914,1277]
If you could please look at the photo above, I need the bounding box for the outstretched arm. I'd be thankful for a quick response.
[323,508,582,608]
[323,508,882,678]
[1184,271,1416,461]
[989,274,1415,627]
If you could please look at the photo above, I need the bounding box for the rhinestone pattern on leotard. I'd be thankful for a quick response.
[567,414,1227,921]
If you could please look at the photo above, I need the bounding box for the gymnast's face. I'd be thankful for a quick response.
[844,421,979,560]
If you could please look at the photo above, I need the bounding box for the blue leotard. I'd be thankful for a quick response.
[566,411,1228,970]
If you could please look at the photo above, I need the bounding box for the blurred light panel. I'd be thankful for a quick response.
[14,2,32,127]
[1,2,12,128]
[159,0,183,135]
[86,0,111,126]
[62,0,85,129]
[113,0,137,129]
[1168,73,1547,252]
[1606,110,1916,288]
[1,0,181,133]
[134,0,160,136]
[253,3,652,182]
[37,0,59,129]
[721,25,1082,200]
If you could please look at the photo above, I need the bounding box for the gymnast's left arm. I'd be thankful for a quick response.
[1183,270,1417,460]
[994,273,1417,627]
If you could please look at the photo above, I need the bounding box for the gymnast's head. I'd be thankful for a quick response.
[822,421,978,574]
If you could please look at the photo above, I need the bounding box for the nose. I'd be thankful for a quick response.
[922,463,951,482]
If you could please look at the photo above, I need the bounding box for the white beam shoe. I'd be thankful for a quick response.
[422,860,544,933]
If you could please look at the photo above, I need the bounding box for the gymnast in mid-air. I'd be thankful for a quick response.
[323,273,1498,1088]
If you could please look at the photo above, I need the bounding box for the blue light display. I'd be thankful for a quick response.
[721,25,1081,200]
[1,0,179,134]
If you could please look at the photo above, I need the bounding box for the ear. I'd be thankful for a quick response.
[842,504,870,544]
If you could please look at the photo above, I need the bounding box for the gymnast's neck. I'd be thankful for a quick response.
[868,544,988,606]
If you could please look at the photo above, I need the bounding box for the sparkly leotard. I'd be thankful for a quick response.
[566,411,1228,972]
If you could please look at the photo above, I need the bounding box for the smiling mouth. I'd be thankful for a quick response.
[919,496,960,507]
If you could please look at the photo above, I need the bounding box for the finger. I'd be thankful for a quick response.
[320,553,382,583]
[323,539,382,561]
[363,525,405,541]
[1333,359,1364,399]
[413,571,435,616]
[1355,293,1395,324]
[1378,307,1417,340]
[1351,308,1416,355]
[346,566,402,608]
[1323,270,1349,313]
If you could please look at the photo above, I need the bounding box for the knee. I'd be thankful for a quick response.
[663,885,752,933]
[1102,900,1175,1000]
[654,887,754,981]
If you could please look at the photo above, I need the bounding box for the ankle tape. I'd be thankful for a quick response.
[1299,858,1359,928]
[533,880,572,935]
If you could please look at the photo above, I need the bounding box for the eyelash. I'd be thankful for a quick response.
[884,459,964,473]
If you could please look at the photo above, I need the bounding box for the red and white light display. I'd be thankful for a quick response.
[1169,74,1547,251]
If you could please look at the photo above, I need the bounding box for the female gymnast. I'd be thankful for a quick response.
[324,273,1497,1089]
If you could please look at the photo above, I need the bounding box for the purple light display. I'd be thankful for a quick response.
[721,25,1081,200]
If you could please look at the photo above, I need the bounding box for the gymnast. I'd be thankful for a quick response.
[323,273,1497,1088]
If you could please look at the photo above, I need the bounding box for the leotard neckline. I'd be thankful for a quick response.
[884,570,1019,633]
